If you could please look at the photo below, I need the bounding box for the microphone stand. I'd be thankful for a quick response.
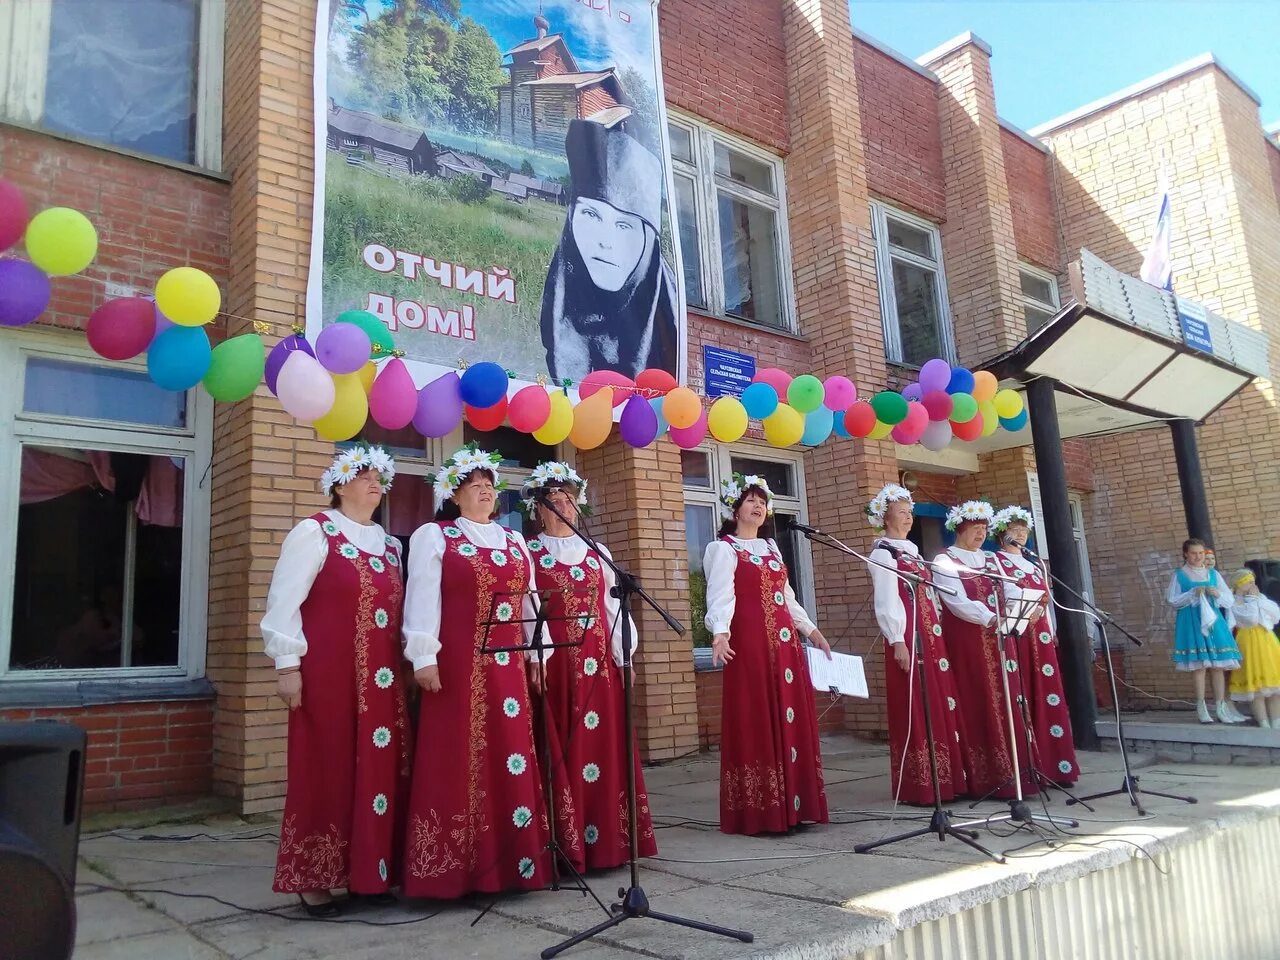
[1023,549,1197,812]
[534,495,753,958]
[795,527,1004,864]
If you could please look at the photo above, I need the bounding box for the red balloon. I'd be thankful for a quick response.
[0,178,30,252]
[843,401,877,438]
[635,368,677,396]
[509,385,551,432]
[580,370,635,406]
[86,297,157,360]
[921,390,954,422]
[465,395,509,432]
[951,414,984,442]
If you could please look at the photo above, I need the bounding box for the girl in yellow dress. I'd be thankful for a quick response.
[1228,569,1280,728]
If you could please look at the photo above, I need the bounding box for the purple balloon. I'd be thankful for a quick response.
[619,394,659,447]
[901,383,924,402]
[265,334,315,395]
[413,371,463,438]
[152,300,175,341]
[0,260,51,326]
[919,358,952,393]
[315,322,371,374]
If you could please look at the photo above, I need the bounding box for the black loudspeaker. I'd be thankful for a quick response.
[0,721,86,960]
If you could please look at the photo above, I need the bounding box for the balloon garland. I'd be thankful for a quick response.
[0,177,1027,450]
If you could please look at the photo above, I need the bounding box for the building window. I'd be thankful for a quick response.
[0,333,212,681]
[667,113,794,332]
[870,202,955,367]
[1020,263,1060,334]
[681,446,813,648]
[0,0,225,170]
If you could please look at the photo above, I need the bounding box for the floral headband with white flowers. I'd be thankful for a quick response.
[718,474,775,520]
[426,443,506,503]
[945,499,995,532]
[320,444,395,496]
[865,483,913,531]
[992,505,1034,534]
[520,461,589,514]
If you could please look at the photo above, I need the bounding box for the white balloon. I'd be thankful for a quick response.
[276,351,336,423]
[920,419,953,452]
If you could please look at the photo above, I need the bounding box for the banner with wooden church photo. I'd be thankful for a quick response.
[308,0,687,387]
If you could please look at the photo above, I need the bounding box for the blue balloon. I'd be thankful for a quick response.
[648,397,668,435]
[832,410,851,438]
[800,406,834,446]
[459,361,509,408]
[946,367,975,395]
[999,410,1029,432]
[740,382,779,419]
[147,326,211,391]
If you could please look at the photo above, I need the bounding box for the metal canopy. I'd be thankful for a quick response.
[969,250,1270,454]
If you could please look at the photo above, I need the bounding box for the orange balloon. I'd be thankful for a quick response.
[971,370,998,404]
[568,386,614,450]
[662,386,702,429]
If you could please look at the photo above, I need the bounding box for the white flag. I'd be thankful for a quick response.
[1139,172,1173,291]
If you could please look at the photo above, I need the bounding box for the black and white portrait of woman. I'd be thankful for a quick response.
[540,118,679,381]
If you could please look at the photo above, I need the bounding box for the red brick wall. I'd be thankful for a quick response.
[1001,127,1061,270]
[0,126,231,335]
[659,0,788,152]
[686,312,810,392]
[910,470,959,507]
[1063,439,1095,492]
[852,38,946,221]
[1268,140,1280,214]
[0,699,214,812]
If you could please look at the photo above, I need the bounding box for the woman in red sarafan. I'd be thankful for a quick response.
[866,484,969,805]
[400,446,569,899]
[704,474,832,836]
[934,501,1038,800]
[992,506,1078,785]
[521,461,657,871]
[262,444,411,917]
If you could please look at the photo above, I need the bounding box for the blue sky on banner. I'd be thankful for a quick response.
[848,1,1279,131]
[484,0,657,77]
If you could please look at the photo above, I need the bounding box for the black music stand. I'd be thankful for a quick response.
[472,585,609,924]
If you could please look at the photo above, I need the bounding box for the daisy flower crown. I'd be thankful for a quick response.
[520,461,590,514]
[865,483,913,531]
[945,500,995,532]
[320,443,395,495]
[426,442,506,503]
[992,505,1034,534]
[718,474,775,520]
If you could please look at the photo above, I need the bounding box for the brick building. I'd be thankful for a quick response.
[1,1,1277,814]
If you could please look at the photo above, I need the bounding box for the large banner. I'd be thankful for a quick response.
[307,0,686,387]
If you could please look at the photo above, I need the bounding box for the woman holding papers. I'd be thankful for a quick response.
[992,507,1078,784]
[866,484,969,804]
[934,501,1037,800]
[704,474,831,835]
[1168,538,1242,724]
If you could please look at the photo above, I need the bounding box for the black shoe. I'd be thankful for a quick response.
[297,894,341,918]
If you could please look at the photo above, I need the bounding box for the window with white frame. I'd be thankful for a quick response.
[681,446,813,649]
[870,201,955,367]
[0,333,211,681]
[1019,263,1060,334]
[667,113,794,332]
[0,0,225,169]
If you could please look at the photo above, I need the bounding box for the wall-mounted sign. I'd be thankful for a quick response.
[702,345,755,398]
[1176,297,1214,354]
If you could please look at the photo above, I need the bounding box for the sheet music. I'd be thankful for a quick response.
[1001,588,1045,637]
[805,648,868,698]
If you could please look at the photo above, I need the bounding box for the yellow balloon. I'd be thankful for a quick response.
[971,370,998,404]
[762,404,804,447]
[662,386,702,430]
[707,396,748,443]
[568,386,614,450]
[155,266,221,327]
[979,401,999,437]
[993,388,1023,419]
[25,207,98,276]
[867,419,894,440]
[534,391,573,445]
[313,372,368,441]
[356,360,377,394]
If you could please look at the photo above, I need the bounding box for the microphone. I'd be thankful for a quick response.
[790,522,821,536]
[1021,543,1040,560]
[873,539,902,558]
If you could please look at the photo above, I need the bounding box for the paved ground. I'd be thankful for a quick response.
[72,734,1280,960]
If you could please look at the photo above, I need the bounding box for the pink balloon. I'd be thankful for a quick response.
[315,322,371,374]
[369,357,417,430]
[822,375,857,412]
[580,369,636,406]
[276,351,336,422]
[753,367,792,395]
[892,402,929,445]
[669,408,708,449]
[921,390,954,422]
[0,178,30,252]
[509,384,551,433]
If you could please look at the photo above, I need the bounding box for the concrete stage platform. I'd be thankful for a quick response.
[72,734,1280,959]
[1098,708,1280,766]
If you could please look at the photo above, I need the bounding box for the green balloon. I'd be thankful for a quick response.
[337,309,396,359]
[203,333,265,403]
[787,374,825,414]
[870,390,909,426]
[949,392,979,424]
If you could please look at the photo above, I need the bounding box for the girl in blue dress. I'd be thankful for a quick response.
[1167,538,1243,724]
